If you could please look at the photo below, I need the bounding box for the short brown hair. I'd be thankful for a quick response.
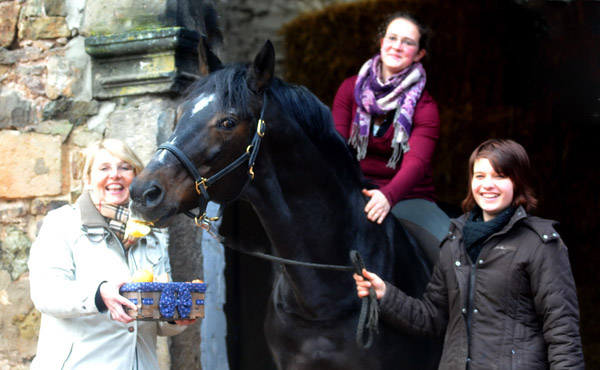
[461,139,537,213]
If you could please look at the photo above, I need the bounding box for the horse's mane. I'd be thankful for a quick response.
[184,63,366,187]
[267,76,367,187]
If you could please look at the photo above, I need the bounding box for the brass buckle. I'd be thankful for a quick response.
[256,119,266,137]
[195,178,208,195]
[194,213,220,229]
[194,213,222,240]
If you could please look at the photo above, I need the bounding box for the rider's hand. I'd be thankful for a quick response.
[363,189,391,224]
[353,268,387,300]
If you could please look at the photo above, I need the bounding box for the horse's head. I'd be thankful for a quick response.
[129,41,275,227]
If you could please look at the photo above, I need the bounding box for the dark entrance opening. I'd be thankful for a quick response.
[220,200,277,370]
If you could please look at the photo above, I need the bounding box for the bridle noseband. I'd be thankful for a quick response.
[157,94,267,237]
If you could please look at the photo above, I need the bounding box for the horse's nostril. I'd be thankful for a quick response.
[142,183,164,208]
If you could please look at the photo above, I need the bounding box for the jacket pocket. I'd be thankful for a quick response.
[143,236,161,265]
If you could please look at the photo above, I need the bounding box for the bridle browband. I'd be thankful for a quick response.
[157,93,267,237]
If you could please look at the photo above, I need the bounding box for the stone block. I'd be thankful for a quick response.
[0,201,28,223]
[44,0,67,17]
[18,16,71,40]
[0,1,20,48]
[69,125,103,148]
[19,0,44,18]
[82,0,169,35]
[30,198,69,215]
[34,120,74,142]
[42,98,99,125]
[0,226,31,280]
[69,148,86,188]
[85,27,200,98]
[0,45,44,65]
[0,131,63,198]
[81,0,207,36]
[0,92,33,129]
[45,37,92,101]
[0,270,37,361]
[104,97,174,163]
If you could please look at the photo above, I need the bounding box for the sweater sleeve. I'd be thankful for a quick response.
[379,94,440,206]
[529,236,584,369]
[332,76,357,140]
[378,255,449,338]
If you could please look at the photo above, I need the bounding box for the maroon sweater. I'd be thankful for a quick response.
[332,75,440,206]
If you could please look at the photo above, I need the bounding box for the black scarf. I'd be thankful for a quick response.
[462,206,516,262]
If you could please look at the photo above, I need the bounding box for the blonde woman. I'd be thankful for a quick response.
[29,139,193,370]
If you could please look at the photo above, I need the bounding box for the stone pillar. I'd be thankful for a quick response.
[81,1,226,369]
[200,202,229,370]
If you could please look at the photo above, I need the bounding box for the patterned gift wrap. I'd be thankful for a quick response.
[120,282,206,321]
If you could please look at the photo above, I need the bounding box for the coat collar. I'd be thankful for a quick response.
[450,205,528,235]
[77,191,109,229]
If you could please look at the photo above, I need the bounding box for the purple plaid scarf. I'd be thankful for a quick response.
[350,54,426,168]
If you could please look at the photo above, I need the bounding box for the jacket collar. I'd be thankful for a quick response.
[450,205,528,235]
[501,205,528,233]
[77,191,110,229]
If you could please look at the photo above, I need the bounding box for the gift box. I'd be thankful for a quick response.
[120,282,206,321]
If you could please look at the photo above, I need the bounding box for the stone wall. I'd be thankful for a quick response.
[0,0,191,368]
[1,0,89,367]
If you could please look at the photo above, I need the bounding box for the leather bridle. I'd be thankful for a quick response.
[156,94,267,237]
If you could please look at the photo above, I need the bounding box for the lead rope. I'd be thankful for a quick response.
[350,250,379,350]
[219,243,379,350]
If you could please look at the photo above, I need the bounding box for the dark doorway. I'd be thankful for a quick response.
[220,200,278,370]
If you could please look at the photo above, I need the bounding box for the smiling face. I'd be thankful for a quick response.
[471,158,514,221]
[87,149,136,205]
[380,17,426,80]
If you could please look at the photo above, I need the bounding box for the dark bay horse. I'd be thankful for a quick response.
[129,40,441,369]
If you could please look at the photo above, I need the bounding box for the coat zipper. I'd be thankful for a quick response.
[466,260,477,366]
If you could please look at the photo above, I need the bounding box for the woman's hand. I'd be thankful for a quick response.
[353,268,386,300]
[363,189,391,224]
[100,281,137,323]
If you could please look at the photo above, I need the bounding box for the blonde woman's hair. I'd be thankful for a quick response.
[82,139,144,186]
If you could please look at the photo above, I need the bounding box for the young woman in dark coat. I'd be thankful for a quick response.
[354,139,584,369]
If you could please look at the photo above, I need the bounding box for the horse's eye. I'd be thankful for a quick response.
[218,118,237,130]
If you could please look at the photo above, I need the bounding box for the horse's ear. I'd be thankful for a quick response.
[247,40,275,93]
[197,2,223,75]
[198,35,223,75]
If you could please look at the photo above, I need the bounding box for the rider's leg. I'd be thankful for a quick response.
[391,198,451,265]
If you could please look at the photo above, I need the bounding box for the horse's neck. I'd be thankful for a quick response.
[247,153,365,263]
[243,149,394,316]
